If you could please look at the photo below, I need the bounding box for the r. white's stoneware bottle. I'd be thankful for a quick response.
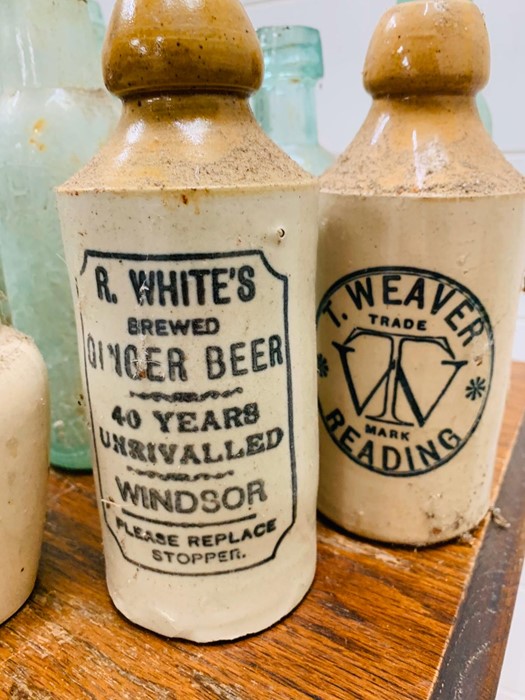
[317,0,525,546]
[57,0,319,641]
[0,310,49,624]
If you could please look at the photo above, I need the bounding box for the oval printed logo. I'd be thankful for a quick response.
[317,267,494,477]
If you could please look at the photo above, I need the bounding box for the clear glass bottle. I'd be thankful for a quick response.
[396,0,493,135]
[253,26,334,176]
[0,0,120,470]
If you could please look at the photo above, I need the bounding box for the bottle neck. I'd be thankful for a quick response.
[120,92,256,124]
[0,0,102,90]
[363,95,487,156]
[117,93,261,162]
[253,77,320,147]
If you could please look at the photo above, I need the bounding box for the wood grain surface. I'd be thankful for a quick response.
[1,365,525,700]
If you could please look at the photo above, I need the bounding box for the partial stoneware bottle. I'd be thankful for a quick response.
[397,0,493,135]
[0,299,50,624]
[0,0,120,470]
[317,0,525,546]
[57,0,319,641]
[253,26,334,176]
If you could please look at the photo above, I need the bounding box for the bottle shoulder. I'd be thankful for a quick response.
[321,99,525,198]
[0,326,46,379]
[59,97,315,194]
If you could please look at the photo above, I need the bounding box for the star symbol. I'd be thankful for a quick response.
[465,377,487,401]
[317,354,329,378]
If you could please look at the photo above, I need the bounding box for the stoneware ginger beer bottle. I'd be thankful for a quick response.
[0,310,49,623]
[317,0,525,545]
[57,0,319,641]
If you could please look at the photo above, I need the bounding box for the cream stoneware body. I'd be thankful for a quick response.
[0,325,49,624]
[317,0,525,545]
[57,0,319,641]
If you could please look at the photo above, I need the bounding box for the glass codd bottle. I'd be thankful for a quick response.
[0,0,120,470]
[253,26,334,176]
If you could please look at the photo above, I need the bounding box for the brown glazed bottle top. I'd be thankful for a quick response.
[103,0,264,98]
[322,0,525,197]
[61,0,312,192]
[364,0,490,97]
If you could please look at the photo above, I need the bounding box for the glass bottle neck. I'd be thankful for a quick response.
[253,78,320,147]
[0,0,102,90]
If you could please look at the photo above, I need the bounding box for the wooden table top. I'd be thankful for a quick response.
[1,364,525,700]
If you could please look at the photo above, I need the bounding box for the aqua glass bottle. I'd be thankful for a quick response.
[396,0,493,134]
[476,93,493,135]
[0,79,10,327]
[0,67,9,326]
[253,26,334,176]
[0,0,120,470]
[0,259,11,326]
[88,0,107,49]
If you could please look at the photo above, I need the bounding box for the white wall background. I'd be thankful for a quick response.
[96,2,525,697]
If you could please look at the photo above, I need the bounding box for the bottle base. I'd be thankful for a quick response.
[106,558,316,642]
[51,446,92,471]
[318,505,489,548]
[0,580,36,626]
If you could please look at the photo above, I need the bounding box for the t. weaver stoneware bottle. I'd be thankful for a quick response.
[253,26,334,176]
[0,0,119,470]
[57,0,319,641]
[317,0,525,545]
[0,299,50,624]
